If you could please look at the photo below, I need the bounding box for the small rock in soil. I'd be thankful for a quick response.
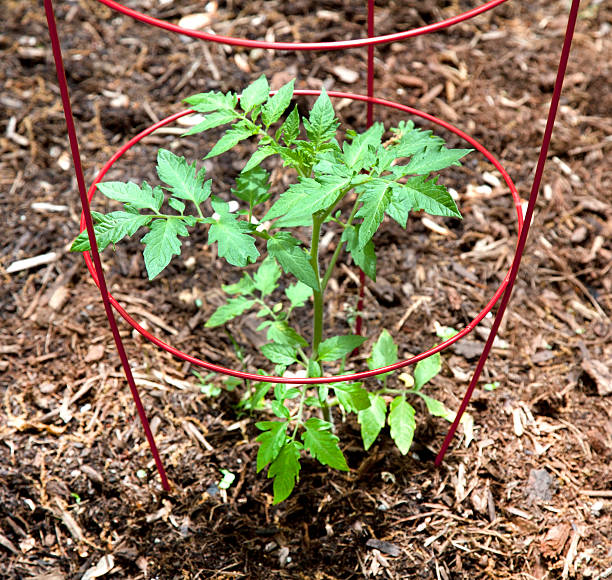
[526,468,554,503]
[366,539,401,557]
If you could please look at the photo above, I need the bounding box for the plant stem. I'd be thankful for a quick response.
[309,215,324,360]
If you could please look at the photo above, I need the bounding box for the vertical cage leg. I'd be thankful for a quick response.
[43,0,171,491]
[435,0,582,465]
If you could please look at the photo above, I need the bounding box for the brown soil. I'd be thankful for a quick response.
[1,1,611,578]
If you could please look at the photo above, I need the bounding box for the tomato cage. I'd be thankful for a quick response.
[44,0,582,491]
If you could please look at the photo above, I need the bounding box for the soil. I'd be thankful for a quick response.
[1,1,611,578]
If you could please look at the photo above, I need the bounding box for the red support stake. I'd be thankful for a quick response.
[43,0,171,491]
[435,0,582,466]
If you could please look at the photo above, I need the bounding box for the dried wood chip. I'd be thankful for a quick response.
[526,468,554,503]
[82,555,115,580]
[332,65,359,84]
[178,13,214,30]
[581,359,612,396]
[84,344,105,363]
[0,533,19,554]
[366,539,401,557]
[540,522,571,559]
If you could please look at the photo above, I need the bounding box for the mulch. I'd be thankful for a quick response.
[1,0,611,578]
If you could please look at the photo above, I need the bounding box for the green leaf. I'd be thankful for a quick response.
[262,79,294,126]
[205,121,258,160]
[205,296,255,327]
[141,218,189,279]
[333,382,371,413]
[185,90,238,113]
[268,440,301,504]
[97,181,163,212]
[389,121,445,158]
[168,198,185,214]
[367,329,398,379]
[285,281,312,308]
[266,320,308,349]
[318,335,367,362]
[255,421,288,472]
[303,88,339,148]
[280,105,300,145]
[242,146,276,174]
[341,225,376,281]
[253,256,281,296]
[260,344,298,366]
[388,396,416,455]
[240,381,272,410]
[264,175,351,228]
[206,198,259,267]
[342,123,384,170]
[302,418,349,471]
[404,145,471,175]
[358,394,387,450]
[392,176,461,219]
[156,149,211,207]
[240,75,270,113]
[232,166,271,207]
[182,110,239,136]
[222,273,255,295]
[417,393,455,422]
[413,352,441,390]
[267,232,319,290]
[71,211,152,252]
[355,178,393,249]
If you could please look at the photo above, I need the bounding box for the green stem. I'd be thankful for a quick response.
[309,215,324,359]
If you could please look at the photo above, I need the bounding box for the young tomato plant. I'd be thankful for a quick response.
[72,76,471,503]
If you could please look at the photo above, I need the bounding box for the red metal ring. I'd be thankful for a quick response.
[96,0,510,51]
[80,90,521,384]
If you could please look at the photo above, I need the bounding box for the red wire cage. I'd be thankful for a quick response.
[44,0,581,492]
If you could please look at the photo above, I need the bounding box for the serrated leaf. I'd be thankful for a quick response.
[168,198,185,214]
[414,352,441,390]
[302,418,349,471]
[240,381,272,410]
[368,329,398,380]
[267,232,319,290]
[303,88,338,148]
[393,176,461,218]
[341,225,376,281]
[313,148,351,178]
[255,421,288,472]
[417,393,455,421]
[71,211,152,252]
[390,121,445,158]
[262,79,294,126]
[355,178,393,249]
[388,396,416,455]
[333,382,371,413]
[97,181,163,212]
[232,165,271,207]
[280,105,300,145]
[318,335,367,362]
[264,175,351,227]
[266,320,308,349]
[156,149,211,207]
[182,110,239,135]
[205,121,258,160]
[268,440,301,504]
[342,122,384,170]
[260,344,298,366]
[206,198,259,267]
[240,75,269,113]
[358,394,387,450]
[205,296,255,327]
[405,145,471,175]
[141,218,189,279]
[285,281,312,308]
[242,146,276,174]
[253,256,281,297]
[222,273,255,295]
[185,90,238,113]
